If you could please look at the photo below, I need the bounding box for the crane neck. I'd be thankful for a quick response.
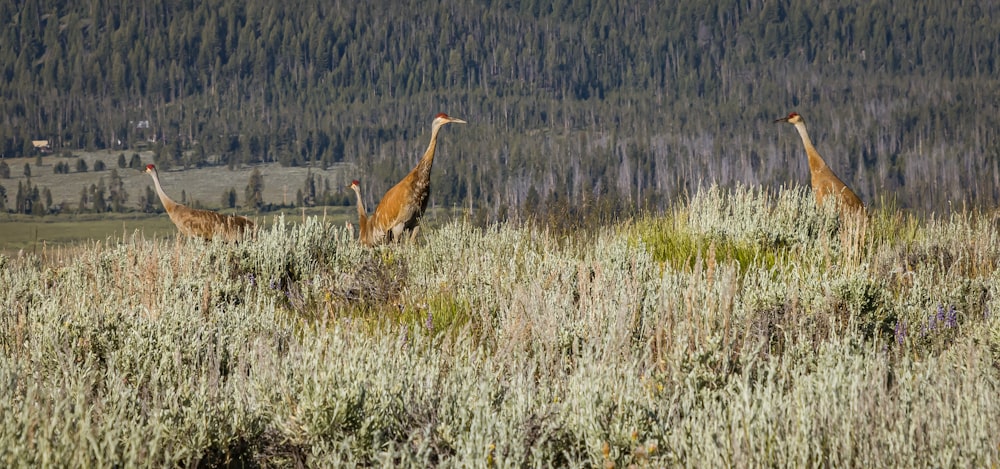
[351,185,371,244]
[413,122,445,181]
[793,120,829,172]
[352,187,367,221]
[149,169,179,211]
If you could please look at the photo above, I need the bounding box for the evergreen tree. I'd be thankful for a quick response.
[140,186,158,213]
[43,187,53,213]
[91,181,108,212]
[108,169,128,212]
[245,168,264,210]
[78,187,89,213]
[222,187,237,208]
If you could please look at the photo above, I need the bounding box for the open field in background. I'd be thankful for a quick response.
[0,150,359,211]
[1,185,999,467]
[0,206,464,252]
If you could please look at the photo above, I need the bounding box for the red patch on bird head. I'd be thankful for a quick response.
[146,164,155,171]
[435,113,449,119]
[787,112,799,119]
[352,180,360,186]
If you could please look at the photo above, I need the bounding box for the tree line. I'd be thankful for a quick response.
[2,0,999,218]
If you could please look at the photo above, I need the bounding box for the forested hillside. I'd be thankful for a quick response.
[2,0,999,216]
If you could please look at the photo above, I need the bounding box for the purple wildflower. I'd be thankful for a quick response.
[946,305,957,328]
[426,310,433,332]
[928,304,942,331]
[247,273,256,286]
[894,320,907,345]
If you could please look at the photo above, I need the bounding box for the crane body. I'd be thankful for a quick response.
[145,164,255,241]
[370,113,466,244]
[775,112,865,213]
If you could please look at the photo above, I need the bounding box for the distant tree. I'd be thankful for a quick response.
[54,162,70,174]
[91,180,107,212]
[189,144,207,168]
[524,185,540,215]
[108,169,128,212]
[154,147,171,171]
[15,182,26,213]
[35,154,43,167]
[43,187,52,213]
[302,170,317,206]
[29,184,44,215]
[15,180,39,214]
[23,164,30,178]
[117,153,127,168]
[128,153,143,170]
[78,186,89,213]
[0,161,9,179]
[139,186,157,213]
[245,168,264,210]
[76,159,88,172]
[222,187,237,208]
[0,184,6,210]
[321,177,334,206]
[170,143,184,168]
[94,160,106,171]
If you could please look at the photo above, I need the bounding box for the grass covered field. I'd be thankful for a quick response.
[0,150,358,213]
[0,185,998,467]
[0,206,423,253]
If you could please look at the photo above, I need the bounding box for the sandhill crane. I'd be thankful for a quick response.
[349,179,373,246]
[144,164,255,241]
[775,112,865,213]
[370,113,466,244]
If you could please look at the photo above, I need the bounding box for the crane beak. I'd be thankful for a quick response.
[774,116,790,123]
[448,117,467,125]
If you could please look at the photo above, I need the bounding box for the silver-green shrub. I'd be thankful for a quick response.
[0,185,997,467]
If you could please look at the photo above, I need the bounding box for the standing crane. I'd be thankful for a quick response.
[369,113,466,244]
[775,112,865,213]
[349,179,373,246]
[144,164,255,241]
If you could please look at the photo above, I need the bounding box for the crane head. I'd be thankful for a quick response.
[145,164,156,173]
[350,180,360,189]
[433,113,467,126]
[774,112,802,124]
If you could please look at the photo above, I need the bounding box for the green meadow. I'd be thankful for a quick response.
[0,185,998,467]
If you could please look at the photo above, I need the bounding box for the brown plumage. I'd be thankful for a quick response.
[349,179,373,246]
[775,112,865,213]
[145,164,255,241]
[370,113,466,244]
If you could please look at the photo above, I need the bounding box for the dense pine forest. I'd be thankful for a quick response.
[2,0,999,218]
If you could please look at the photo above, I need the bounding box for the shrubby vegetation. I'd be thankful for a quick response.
[1,186,997,466]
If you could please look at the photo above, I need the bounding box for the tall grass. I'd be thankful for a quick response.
[0,186,997,467]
